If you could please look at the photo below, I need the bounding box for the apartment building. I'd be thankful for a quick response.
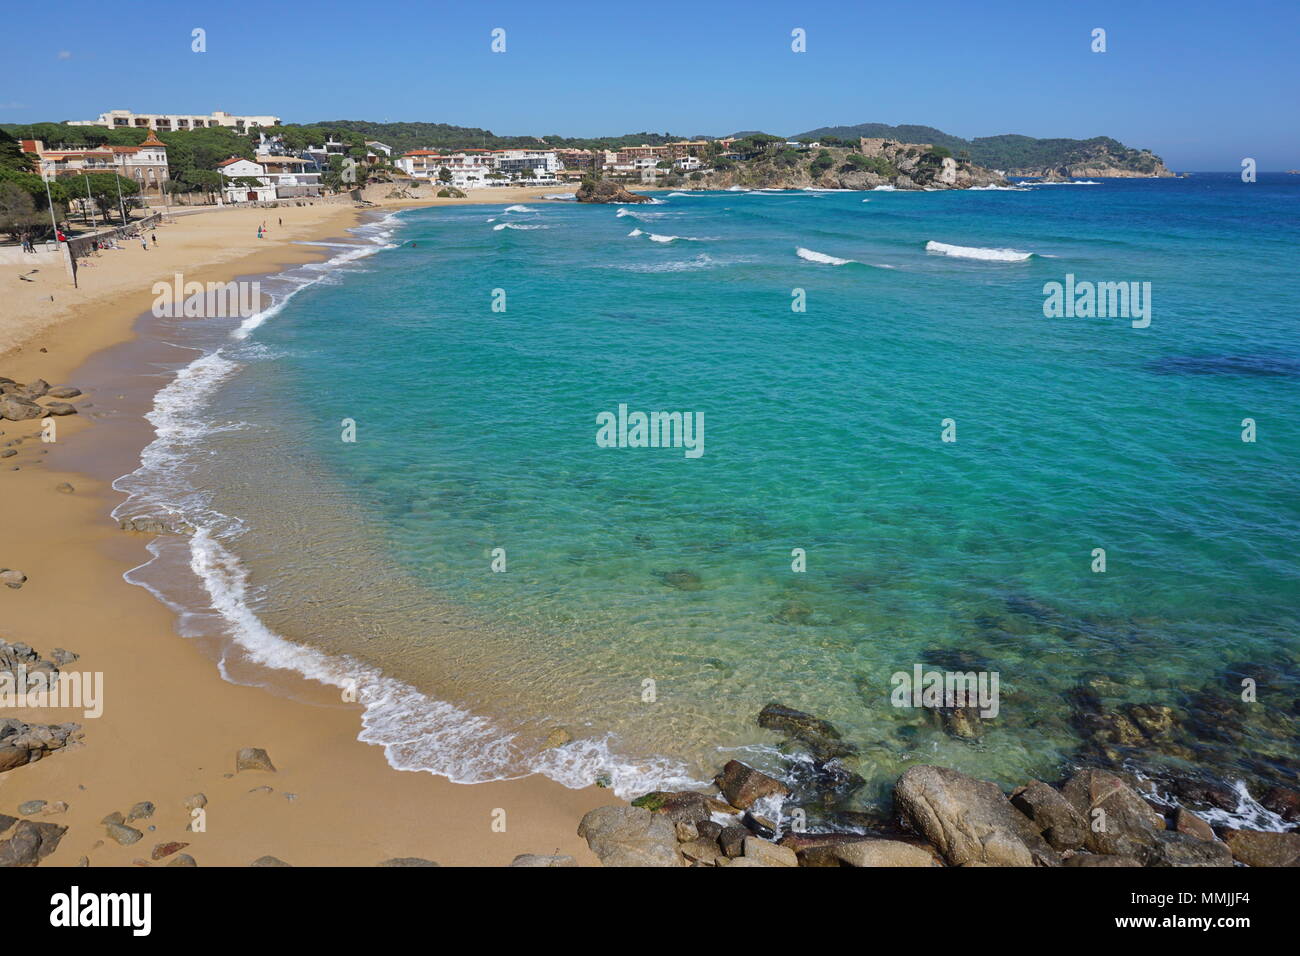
[69,109,281,132]
[491,149,560,183]
[395,150,495,188]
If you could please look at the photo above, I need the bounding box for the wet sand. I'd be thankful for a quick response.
[0,186,616,866]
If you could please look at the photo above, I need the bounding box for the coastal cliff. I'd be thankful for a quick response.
[1005,141,1175,179]
[687,139,1008,192]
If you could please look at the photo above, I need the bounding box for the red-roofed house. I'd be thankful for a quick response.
[22,131,170,195]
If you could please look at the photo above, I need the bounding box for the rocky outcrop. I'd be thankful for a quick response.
[576,180,652,204]
[684,141,1007,192]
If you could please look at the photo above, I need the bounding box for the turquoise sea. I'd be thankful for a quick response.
[117,174,1300,826]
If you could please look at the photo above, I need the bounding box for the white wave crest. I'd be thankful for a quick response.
[796,247,854,266]
[925,240,1034,262]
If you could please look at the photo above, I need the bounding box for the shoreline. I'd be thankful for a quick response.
[3,182,1295,868]
[1,186,619,866]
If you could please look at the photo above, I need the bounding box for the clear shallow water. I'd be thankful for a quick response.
[117,176,1300,815]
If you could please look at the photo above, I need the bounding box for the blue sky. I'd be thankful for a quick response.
[4,0,1297,169]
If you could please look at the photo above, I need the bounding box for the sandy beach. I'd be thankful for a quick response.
[1,185,617,867]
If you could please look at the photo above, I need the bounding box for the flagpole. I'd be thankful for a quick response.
[82,173,98,228]
[42,171,58,238]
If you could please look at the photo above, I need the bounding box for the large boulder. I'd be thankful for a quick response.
[1061,769,1165,859]
[575,180,652,204]
[1146,831,1233,867]
[1222,829,1300,867]
[629,790,715,824]
[827,839,939,867]
[577,806,683,867]
[715,760,789,810]
[742,837,797,867]
[1010,779,1088,850]
[895,765,1057,867]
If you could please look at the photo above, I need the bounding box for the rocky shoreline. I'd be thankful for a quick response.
[577,701,1299,867]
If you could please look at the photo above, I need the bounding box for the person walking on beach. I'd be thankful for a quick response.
[151,232,158,247]
[140,234,148,250]
[257,225,264,239]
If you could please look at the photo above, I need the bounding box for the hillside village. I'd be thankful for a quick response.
[0,108,1175,235]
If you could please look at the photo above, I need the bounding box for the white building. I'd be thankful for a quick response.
[491,149,560,184]
[217,155,320,202]
[396,150,495,188]
[69,109,281,132]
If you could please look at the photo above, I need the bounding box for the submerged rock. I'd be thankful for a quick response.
[652,569,703,591]
[757,702,856,761]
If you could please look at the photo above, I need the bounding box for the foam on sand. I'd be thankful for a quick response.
[924,240,1034,262]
